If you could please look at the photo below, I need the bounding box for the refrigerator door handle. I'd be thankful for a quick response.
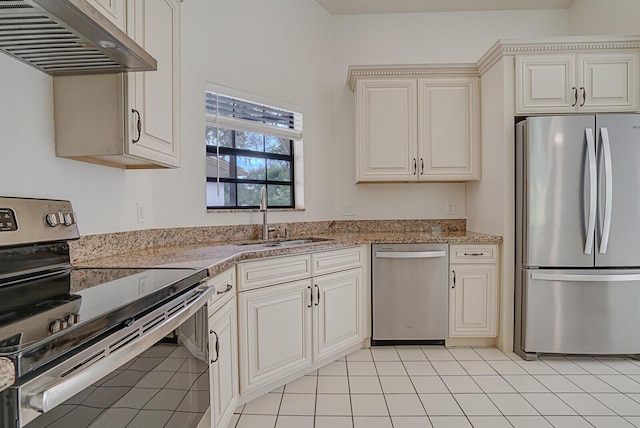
[584,128,597,255]
[530,272,640,282]
[600,127,613,254]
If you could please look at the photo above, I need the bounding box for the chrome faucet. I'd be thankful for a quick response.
[260,188,275,240]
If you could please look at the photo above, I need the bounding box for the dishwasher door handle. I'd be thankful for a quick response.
[375,251,447,259]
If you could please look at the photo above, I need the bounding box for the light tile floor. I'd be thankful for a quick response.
[228,346,640,428]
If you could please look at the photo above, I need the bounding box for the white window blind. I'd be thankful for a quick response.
[205,92,303,141]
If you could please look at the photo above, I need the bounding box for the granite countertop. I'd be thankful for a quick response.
[76,230,502,276]
[0,229,500,393]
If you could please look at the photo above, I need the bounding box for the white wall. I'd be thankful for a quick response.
[0,55,154,237]
[151,0,334,228]
[0,2,571,236]
[569,0,640,36]
[330,10,569,221]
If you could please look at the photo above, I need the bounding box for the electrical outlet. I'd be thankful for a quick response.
[137,201,147,223]
[446,202,455,215]
[342,202,354,216]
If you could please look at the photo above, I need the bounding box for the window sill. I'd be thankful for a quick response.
[207,208,306,214]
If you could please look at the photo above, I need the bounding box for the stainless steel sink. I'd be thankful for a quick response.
[237,237,333,248]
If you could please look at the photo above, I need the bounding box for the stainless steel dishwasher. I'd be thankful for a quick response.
[372,243,449,345]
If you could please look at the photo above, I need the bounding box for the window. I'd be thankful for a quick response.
[205,88,303,210]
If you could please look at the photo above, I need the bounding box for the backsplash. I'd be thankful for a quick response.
[69,219,465,264]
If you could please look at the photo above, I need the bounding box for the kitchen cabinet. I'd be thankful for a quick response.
[86,0,126,31]
[313,268,363,361]
[237,246,365,395]
[516,52,639,114]
[238,279,313,394]
[54,0,181,169]
[449,244,499,337]
[351,66,480,182]
[207,268,238,428]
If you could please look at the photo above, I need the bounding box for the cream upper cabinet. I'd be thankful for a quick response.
[356,79,418,181]
[516,52,639,115]
[418,78,480,180]
[449,244,499,337]
[126,0,181,167]
[86,0,126,30]
[351,66,481,183]
[54,0,181,169]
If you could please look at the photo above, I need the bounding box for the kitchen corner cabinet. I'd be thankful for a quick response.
[54,0,181,169]
[516,52,639,115]
[353,73,480,182]
[207,268,238,428]
[237,246,365,395]
[449,244,499,337]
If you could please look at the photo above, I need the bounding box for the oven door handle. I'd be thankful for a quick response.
[24,284,212,415]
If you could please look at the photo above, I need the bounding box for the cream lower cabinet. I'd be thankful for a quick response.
[238,246,365,395]
[449,244,499,337]
[351,68,480,182]
[516,52,639,115]
[313,268,363,361]
[54,0,181,169]
[207,268,238,428]
[238,279,313,395]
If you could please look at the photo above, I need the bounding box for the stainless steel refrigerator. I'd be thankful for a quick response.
[515,114,640,360]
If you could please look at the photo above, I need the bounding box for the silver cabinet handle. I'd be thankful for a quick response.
[216,284,233,295]
[572,87,578,107]
[600,127,613,254]
[376,251,446,259]
[584,128,597,255]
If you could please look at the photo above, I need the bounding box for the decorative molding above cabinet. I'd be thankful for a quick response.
[54,0,181,169]
[348,65,481,183]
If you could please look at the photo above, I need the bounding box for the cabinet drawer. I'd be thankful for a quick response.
[450,244,498,264]
[312,246,364,276]
[237,255,312,291]
[208,268,236,313]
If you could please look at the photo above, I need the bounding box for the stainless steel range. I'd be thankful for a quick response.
[0,197,210,428]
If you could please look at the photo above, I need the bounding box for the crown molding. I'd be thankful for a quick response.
[477,35,640,74]
[348,36,640,88]
[347,63,478,91]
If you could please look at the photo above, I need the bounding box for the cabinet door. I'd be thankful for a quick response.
[578,52,639,112]
[313,268,363,361]
[418,78,480,181]
[356,79,417,182]
[238,280,312,394]
[209,297,238,428]
[449,265,497,337]
[126,0,181,167]
[86,0,126,31]
[516,55,577,114]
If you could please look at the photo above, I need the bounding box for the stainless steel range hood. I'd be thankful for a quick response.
[0,0,157,75]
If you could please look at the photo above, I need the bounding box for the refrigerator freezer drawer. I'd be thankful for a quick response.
[523,269,640,355]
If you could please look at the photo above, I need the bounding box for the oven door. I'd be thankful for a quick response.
[6,283,213,428]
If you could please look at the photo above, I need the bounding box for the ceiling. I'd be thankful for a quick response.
[314,0,575,15]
